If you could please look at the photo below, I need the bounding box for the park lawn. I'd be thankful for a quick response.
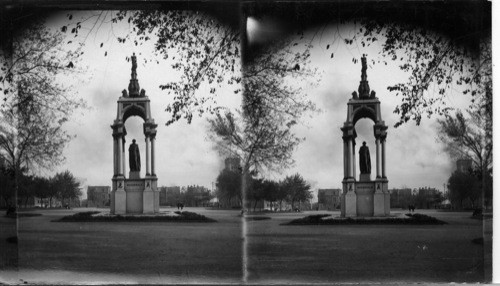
[10,208,243,284]
[246,210,487,283]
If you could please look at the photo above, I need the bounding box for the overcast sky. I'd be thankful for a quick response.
[40,11,471,197]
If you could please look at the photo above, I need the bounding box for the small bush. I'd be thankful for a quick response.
[57,211,100,221]
[404,213,447,224]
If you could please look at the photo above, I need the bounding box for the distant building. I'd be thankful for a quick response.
[159,186,181,206]
[317,189,341,210]
[224,157,241,172]
[390,188,412,208]
[416,187,442,209]
[456,158,473,173]
[87,186,110,207]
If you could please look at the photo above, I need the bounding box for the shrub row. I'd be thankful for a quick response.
[284,213,446,225]
[56,211,216,222]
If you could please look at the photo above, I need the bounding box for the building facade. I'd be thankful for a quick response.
[456,158,473,173]
[159,186,181,206]
[318,189,341,210]
[224,157,241,172]
[389,188,412,208]
[87,186,111,207]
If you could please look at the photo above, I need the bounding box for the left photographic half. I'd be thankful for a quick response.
[0,3,244,284]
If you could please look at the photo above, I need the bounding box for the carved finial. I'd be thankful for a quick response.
[128,53,140,97]
[131,53,137,75]
[352,91,358,99]
[122,89,128,97]
[358,54,371,99]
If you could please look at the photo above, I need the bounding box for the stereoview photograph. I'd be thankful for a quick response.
[0,1,493,284]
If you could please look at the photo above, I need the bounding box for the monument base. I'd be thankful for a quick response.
[113,190,127,215]
[129,171,140,179]
[359,173,371,182]
[341,178,390,217]
[111,176,159,214]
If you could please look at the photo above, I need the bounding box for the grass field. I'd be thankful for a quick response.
[246,209,491,283]
[0,207,491,284]
[1,207,243,284]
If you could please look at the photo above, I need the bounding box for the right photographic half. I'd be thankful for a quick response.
[241,1,492,284]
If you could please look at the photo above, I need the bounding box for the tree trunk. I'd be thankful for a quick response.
[13,166,19,208]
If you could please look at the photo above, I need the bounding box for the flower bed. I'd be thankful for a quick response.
[284,213,446,225]
[55,211,216,222]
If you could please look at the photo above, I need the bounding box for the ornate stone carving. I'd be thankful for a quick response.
[128,53,141,97]
[358,55,371,99]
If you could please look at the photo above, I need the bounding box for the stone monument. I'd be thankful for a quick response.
[340,55,390,217]
[110,53,160,214]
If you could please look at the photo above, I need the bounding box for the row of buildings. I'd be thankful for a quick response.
[84,185,214,208]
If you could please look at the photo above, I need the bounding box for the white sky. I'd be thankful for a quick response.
[40,12,471,196]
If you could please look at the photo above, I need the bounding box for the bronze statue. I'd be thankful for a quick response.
[131,53,137,73]
[359,141,371,174]
[129,139,141,172]
[128,53,140,97]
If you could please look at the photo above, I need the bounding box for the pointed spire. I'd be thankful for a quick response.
[358,54,371,99]
[128,53,141,97]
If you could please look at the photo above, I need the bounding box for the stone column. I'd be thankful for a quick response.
[352,140,356,180]
[375,138,381,178]
[145,136,151,176]
[347,138,353,178]
[151,136,156,176]
[343,140,348,179]
[382,139,386,178]
[117,136,123,175]
[113,137,117,175]
[122,137,126,177]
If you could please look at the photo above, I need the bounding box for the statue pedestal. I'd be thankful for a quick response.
[341,178,390,217]
[359,173,371,182]
[344,191,357,217]
[356,182,374,216]
[129,171,140,179]
[373,190,385,216]
[113,190,127,215]
[111,176,159,214]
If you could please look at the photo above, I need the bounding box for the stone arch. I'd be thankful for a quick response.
[122,104,147,123]
[352,105,377,126]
